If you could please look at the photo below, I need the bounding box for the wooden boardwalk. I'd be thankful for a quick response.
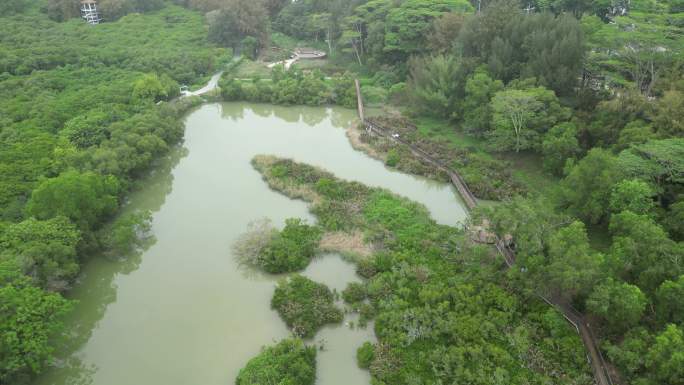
[355,82,613,385]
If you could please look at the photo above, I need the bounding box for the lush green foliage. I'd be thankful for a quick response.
[480,140,684,384]
[407,54,467,119]
[260,219,323,273]
[0,6,222,220]
[560,148,622,224]
[220,65,357,107]
[489,85,570,152]
[341,282,367,304]
[26,171,120,230]
[0,5,220,383]
[233,217,322,273]
[587,278,648,334]
[3,1,683,384]
[541,122,581,175]
[356,341,375,369]
[0,0,29,15]
[461,8,585,96]
[256,157,593,384]
[206,0,270,51]
[0,275,72,384]
[271,274,343,338]
[0,216,80,291]
[235,338,316,385]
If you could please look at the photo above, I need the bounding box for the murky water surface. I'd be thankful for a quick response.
[36,103,467,385]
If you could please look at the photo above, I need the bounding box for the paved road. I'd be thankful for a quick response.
[182,71,223,97]
[268,57,298,69]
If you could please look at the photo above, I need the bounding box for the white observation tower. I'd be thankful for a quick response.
[80,0,101,25]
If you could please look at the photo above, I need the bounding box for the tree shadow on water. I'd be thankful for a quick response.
[38,143,186,385]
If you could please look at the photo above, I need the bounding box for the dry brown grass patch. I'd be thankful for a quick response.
[346,124,385,161]
[319,231,374,258]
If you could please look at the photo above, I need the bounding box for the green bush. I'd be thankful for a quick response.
[220,78,243,100]
[259,218,322,273]
[271,275,343,338]
[388,82,408,104]
[356,259,378,279]
[358,303,376,326]
[385,149,400,167]
[342,282,367,304]
[361,85,388,105]
[235,338,316,385]
[356,342,375,369]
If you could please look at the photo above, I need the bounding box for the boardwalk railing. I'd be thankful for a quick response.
[365,119,478,210]
[355,82,613,385]
[354,79,365,125]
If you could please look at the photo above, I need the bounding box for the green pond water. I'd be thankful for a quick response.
[36,102,468,385]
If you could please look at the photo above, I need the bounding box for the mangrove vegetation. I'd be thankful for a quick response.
[1,0,683,384]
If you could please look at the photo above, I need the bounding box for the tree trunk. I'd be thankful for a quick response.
[352,40,362,66]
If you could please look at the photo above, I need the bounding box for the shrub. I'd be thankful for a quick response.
[342,282,367,304]
[235,338,316,385]
[234,217,321,273]
[356,342,375,369]
[260,218,322,273]
[315,178,350,200]
[361,85,388,105]
[219,78,243,100]
[385,149,400,167]
[358,303,377,326]
[388,82,408,104]
[271,275,343,337]
[356,259,378,279]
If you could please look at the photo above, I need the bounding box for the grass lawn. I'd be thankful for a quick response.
[295,59,329,70]
[233,59,272,79]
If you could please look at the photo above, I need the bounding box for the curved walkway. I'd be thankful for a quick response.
[355,80,613,385]
[182,71,223,97]
[267,48,326,70]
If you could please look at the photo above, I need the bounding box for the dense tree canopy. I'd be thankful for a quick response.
[207,0,270,49]
[2,1,683,385]
[0,6,220,384]
[0,276,72,384]
[26,171,120,230]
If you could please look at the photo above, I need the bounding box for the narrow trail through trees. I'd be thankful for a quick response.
[354,80,613,385]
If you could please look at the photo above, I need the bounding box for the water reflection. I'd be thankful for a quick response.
[39,146,187,385]
[221,103,336,127]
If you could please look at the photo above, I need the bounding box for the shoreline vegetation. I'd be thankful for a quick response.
[271,274,344,338]
[235,338,317,385]
[2,0,682,384]
[251,155,594,384]
[0,5,226,383]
